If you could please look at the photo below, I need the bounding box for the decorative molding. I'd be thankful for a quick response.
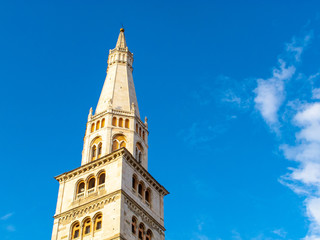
[55,148,169,196]
[123,191,166,235]
[54,190,121,224]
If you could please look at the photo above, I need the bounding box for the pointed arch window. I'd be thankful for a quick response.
[96,120,100,130]
[91,123,95,133]
[101,118,105,128]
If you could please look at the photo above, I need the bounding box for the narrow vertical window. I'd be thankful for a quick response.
[91,146,97,161]
[112,140,119,151]
[138,223,145,240]
[77,182,85,194]
[143,131,145,140]
[83,219,91,235]
[95,214,102,231]
[88,177,95,190]
[132,175,137,190]
[136,123,138,132]
[112,117,117,126]
[98,143,102,158]
[131,217,137,234]
[71,223,80,239]
[101,118,105,128]
[125,119,130,128]
[99,173,105,185]
[96,120,100,130]
[119,118,123,127]
[146,230,152,240]
[91,123,95,133]
[145,189,151,203]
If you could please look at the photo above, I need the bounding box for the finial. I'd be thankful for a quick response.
[120,28,124,32]
[144,116,148,128]
[88,107,93,120]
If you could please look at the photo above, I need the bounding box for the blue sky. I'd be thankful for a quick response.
[1,0,320,239]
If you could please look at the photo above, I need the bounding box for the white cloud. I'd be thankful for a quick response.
[253,30,320,239]
[254,60,295,129]
[280,102,320,239]
[272,228,287,238]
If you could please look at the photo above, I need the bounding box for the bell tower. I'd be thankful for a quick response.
[51,29,169,240]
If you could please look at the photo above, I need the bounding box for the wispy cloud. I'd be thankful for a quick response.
[0,213,13,221]
[6,225,16,232]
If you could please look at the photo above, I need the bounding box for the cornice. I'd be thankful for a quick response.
[122,190,166,235]
[54,148,169,196]
[54,190,121,223]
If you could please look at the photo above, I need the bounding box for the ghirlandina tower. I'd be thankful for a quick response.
[51,28,169,240]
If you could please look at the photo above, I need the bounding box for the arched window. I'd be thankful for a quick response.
[120,141,126,148]
[90,137,102,161]
[88,177,95,190]
[125,119,130,128]
[132,175,137,190]
[91,145,97,161]
[83,218,91,236]
[146,229,152,240]
[112,117,117,126]
[131,216,137,234]
[98,173,105,185]
[112,141,119,151]
[138,182,144,197]
[119,118,123,127]
[136,142,144,163]
[138,223,145,240]
[96,120,100,130]
[77,181,85,195]
[136,123,138,132]
[145,188,151,203]
[112,135,126,151]
[95,214,102,231]
[139,127,142,137]
[91,123,95,133]
[71,222,80,239]
[101,118,105,128]
[143,131,145,140]
[98,143,102,158]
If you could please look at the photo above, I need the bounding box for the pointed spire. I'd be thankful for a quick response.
[115,28,127,49]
